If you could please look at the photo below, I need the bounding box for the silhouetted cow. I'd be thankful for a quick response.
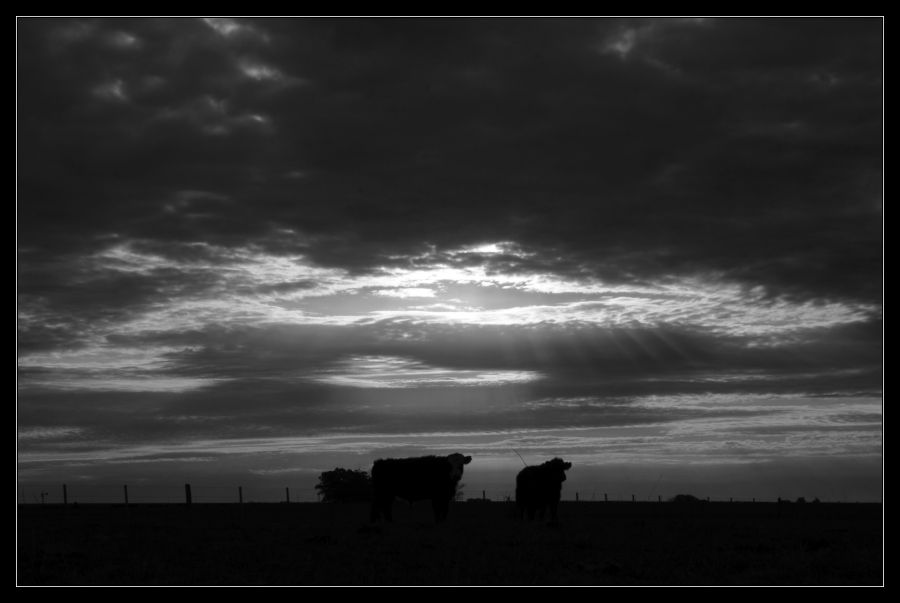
[370,453,472,523]
[516,458,572,521]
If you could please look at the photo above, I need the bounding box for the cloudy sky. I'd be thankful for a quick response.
[18,18,882,503]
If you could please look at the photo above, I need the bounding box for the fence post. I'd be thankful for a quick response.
[124,485,129,506]
[632,494,635,503]
[658,495,661,503]
[285,487,290,503]
[239,486,243,504]
[185,483,192,506]
[482,490,486,501]
[752,497,756,503]
[729,497,733,503]
[62,484,68,506]
[604,493,608,502]
[575,492,579,502]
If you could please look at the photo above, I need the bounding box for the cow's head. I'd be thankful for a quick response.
[446,453,473,482]
[546,457,572,482]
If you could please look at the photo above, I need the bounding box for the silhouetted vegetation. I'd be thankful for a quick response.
[668,494,705,503]
[315,468,372,503]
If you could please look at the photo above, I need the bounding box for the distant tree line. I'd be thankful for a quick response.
[669,494,821,504]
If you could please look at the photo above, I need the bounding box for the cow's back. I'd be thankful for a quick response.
[516,466,560,503]
[373,456,455,502]
[516,466,536,489]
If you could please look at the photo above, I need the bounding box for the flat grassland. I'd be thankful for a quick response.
[17,501,882,585]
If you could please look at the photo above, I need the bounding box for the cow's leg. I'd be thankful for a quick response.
[432,497,449,522]
[371,495,390,523]
[383,496,394,522]
[549,500,559,521]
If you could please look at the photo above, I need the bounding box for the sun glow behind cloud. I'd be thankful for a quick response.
[16,238,879,397]
[75,240,876,336]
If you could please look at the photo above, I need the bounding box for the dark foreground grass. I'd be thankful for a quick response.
[17,501,882,585]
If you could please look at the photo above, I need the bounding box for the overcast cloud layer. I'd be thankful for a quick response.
[18,18,882,501]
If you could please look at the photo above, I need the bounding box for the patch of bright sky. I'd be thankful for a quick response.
[92,79,128,102]
[371,287,436,298]
[18,346,177,371]
[459,242,522,254]
[20,373,225,393]
[17,346,226,393]
[238,59,283,82]
[18,426,84,441]
[201,17,266,41]
[311,355,541,388]
[107,31,141,50]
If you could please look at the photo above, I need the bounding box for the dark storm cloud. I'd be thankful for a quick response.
[18,18,882,306]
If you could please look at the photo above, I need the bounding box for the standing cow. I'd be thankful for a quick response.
[516,458,572,521]
[370,453,472,523]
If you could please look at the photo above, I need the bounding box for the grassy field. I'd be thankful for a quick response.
[17,501,882,585]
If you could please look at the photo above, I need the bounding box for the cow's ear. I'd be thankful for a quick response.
[564,462,572,470]
[464,456,472,464]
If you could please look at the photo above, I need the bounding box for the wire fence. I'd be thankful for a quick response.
[17,482,797,506]
[16,483,312,505]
